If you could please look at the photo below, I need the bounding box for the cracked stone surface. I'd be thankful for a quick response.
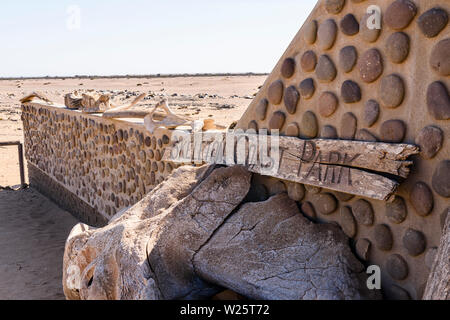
[63,166,379,300]
[194,193,379,300]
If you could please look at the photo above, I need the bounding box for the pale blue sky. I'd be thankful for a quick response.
[0,0,316,77]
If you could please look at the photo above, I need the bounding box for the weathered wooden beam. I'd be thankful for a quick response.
[163,131,419,201]
[102,110,150,119]
[279,137,418,178]
[0,141,26,187]
[247,154,399,201]
[0,141,21,147]
[17,143,25,187]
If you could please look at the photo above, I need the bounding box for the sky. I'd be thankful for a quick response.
[0,0,317,77]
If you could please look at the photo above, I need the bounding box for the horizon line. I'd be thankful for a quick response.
[0,72,269,81]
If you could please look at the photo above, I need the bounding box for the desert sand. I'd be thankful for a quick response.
[0,75,266,299]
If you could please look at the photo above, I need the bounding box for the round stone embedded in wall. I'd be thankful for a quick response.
[333,192,354,202]
[356,129,377,142]
[268,80,284,105]
[385,32,410,63]
[155,149,162,161]
[287,182,305,202]
[356,238,371,261]
[380,119,406,143]
[301,50,318,72]
[117,129,123,141]
[281,58,296,79]
[284,86,300,114]
[255,98,269,121]
[300,111,318,138]
[339,46,358,73]
[359,49,383,83]
[379,75,405,108]
[374,224,393,251]
[299,78,315,99]
[321,125,338,139]
[316,55,337,82]
[340,206,357,238]
[386,254,409,280]
[313,193,338,215]
[248,120,258,131]
[319,92,338,117]
[340,112,357,140]
[145,136,151,147]
[318,19,338,50]
[352,199,374,226]
[385,0,417,30]
[269,180,287,195]
[325,0,345,14]
[390,285,411,300]
[269,111,286,131]
[341,80,362,103]
[410,182,434,216]
[432,160,450,198]
[426,81,450,120]
[363,100,380,127]
[418,8,448,38]
[403,228,426,256]
[415,126,443,159]
[430,39,450,76]
[340,14,359,36]
[301,201,316,219]
[304,20,318,44]
[360,12,381,43]
[286,122,300,137]
[386,196,407,224]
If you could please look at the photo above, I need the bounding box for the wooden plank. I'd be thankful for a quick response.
[247,151,399,201]
[102,110,150,119]
[163,131,418,201]
[0,141,20,147]
[0,142,26,187]
[279,137,418,178]
[17,143,26,187]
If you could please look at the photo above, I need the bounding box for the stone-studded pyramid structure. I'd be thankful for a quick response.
[236,0,449,300]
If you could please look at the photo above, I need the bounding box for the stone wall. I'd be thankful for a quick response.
[236,0,449,300]
[21,102,176,225]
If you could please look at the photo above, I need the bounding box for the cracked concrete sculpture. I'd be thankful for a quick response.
[63,165,379,300]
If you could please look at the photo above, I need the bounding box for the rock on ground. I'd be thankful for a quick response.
[194,193,379,300]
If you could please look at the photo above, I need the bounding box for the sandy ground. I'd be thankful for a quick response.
[0,75,266,299]
[0,188,78,299]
